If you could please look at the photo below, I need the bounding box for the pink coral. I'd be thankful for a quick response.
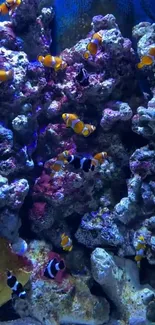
[29,168,98,232]
[32,171,80,201]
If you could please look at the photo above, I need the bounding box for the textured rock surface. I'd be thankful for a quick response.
[13,240,110,325]
[0,318,42,325]
[100,101,132,131]
[91,248,155,320]
[11,0,54,59]
[0,177,29,241]
[75,209,124,248]
[133,21,155,94]
[132,96,155,140]
[1,8,155,325]
[28,277,110,325]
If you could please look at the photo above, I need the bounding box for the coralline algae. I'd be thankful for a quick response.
[1,3,155,325]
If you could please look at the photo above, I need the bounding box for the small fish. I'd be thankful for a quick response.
[67,154,94,172]
[62,113,96,137]
[67,151,107,173]
[61,233,73,252]
[0,69,13,82]
[38,54,67,71]
[44,258,65,279]
[83,32,102,59]
[7,270,26,299]
[134,235,146,268]
[50,151,69,176]
[91,152,108,168]
[0,0,21,15]
[75,67,89,87]
[62,113,84,134]
[137,47,155,69]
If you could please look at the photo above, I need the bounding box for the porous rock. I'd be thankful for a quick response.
[91,248,154,321]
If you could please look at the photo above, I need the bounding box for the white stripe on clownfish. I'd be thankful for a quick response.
[80,157,87,169]
[71,118,81,129]
[47,259,55,278]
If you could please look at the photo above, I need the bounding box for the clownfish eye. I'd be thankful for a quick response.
[62,113,67,120]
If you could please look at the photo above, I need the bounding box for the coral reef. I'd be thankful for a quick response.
[100,101,132,131]
[1,4,155,325]
[132,96,155,139]
[75,208,124,248]
[11,0,54,60]
[13,240,110,325]
[0,176,29,241]
[132,21,155,93]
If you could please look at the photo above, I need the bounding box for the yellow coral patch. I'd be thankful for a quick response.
[0,238,31,306]
[0,269,30,307]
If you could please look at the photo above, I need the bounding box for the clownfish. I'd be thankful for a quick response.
[62,113,96,137]
[67,155,94,172]
[91,152,108,168]
[0,0,21,15]
[0,69,13,82]
[66,151,107,173]
[134,235,146,268]
[82,124,96,137]
[61,233,73,252]
[137,47,155,69]
[49,151,69,177]
[7,270,26,299]
[75,67,89,87]
[44,258,65,279]
[38,54,67,72]
[83,32,102,59]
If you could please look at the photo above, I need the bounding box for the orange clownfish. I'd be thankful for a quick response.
[137,47,155,69]
[50,151,69,177]
[0,0,21,15]
[83,32,102,59]
[66,151,107,173]
[0,69,14,82]
[91,152,108,168]
[38,54,67,72]
[61,233,73,252]
[134,235,146,268]
[62,113,96,137]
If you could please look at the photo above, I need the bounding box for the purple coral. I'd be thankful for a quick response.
[75,209,124,248]
[132,97,155,139]
[100,101,132,131]
[130,146,155,178]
